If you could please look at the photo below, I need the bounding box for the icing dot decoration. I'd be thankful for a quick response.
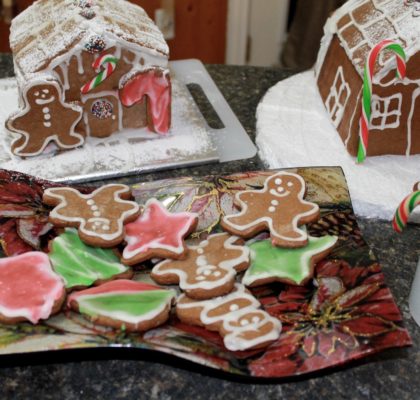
[84,35,106,54]
[91,100,113,120]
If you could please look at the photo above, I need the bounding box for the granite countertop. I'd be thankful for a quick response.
[0,54,419,399]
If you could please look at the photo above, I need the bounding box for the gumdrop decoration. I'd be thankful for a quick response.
[80,8,96,19]
[91,100,113,120]
[84,35,106,54]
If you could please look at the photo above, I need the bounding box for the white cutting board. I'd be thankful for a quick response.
[0,59,256,183]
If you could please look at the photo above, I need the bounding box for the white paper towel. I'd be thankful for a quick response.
[256,70,420,222]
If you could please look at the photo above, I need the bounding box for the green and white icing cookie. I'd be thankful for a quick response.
[67,280,176,331]
[242,235,338,287]
[49,229,131,289]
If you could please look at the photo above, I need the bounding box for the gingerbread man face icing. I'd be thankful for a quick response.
[176,284,282,351]
[43,184,140,247]
[151,233,250,300]
[6,80,84,157]
[221,172,320,248]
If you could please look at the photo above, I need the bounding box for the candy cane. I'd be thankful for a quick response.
[357,40,406,163]
[392,191,420,233]
[81,54,119,94]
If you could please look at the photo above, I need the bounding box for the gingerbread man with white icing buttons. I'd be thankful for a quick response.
[151,233,250,300]
[43,184,141,248]
[221,172,320,248]
[6,80,84,157]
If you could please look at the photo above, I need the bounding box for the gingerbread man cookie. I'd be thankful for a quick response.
[43,184,140,247]
[121,198,198,266]
[221,172,320,248]
[176,284,282,351]
[6,80,84,157]
[151,233,250,300]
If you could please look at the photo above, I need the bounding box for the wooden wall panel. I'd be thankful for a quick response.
[0,0,228,63]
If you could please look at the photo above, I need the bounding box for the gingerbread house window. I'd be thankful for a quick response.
[325,66,351,127]
[370,94,402,130]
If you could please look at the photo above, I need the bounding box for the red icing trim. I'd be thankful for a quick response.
[119,71,171,134]
[124,199,195,256]
[0,252,64,323]
[68,279,163,303]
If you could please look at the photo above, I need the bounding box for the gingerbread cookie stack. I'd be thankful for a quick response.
[6,0,171,157]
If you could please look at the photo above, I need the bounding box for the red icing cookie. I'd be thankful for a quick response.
[43,184,140,247]
[0,252,65,324]
[121,198,198,265]
[221,172,320,248]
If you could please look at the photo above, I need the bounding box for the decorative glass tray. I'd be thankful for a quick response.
[0,167,411,378]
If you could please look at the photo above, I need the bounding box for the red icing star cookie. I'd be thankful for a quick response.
[121,198,198,265]
[0,252,65,324]
[43,184,140,247]
[221,172,320,248]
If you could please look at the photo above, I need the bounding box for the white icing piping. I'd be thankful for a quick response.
[222,172,319,243]
[6,79,84,157]
[122,198,198,259]
[44,184,140,242]
[177,283,282,351]
[71,289,176,324]
[0,252,64,323]
[242,236,338,286]
[325,66,352,127]
[152,233,250,292]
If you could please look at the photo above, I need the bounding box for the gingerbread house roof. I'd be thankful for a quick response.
[316,0,420,78]
[11,0,169,78]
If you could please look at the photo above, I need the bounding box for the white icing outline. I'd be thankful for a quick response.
[370,93,402,129]
[0,252,64,323]
[242,236,338,286]
[325,66,351,128]
[44,184,140,242]
[222,172,319,244]
[69,288,176,325]
[122,198,198,259]
[177,284,282,351]
[6,79,84,157]
[152,233,250,292]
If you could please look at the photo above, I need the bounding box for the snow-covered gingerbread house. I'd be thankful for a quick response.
[316,0,420,157]
[6,0,171,157]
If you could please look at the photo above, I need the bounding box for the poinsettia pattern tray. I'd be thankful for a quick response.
[0,167,411,378]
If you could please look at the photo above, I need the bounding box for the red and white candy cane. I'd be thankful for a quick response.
[357,40,406,163]
[81,54,119,94]
[393,190,420,233]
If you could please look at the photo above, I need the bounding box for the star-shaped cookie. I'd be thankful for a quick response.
[151,233,250,299]
[43,184,140,247]
[221,172,320,248]
[121,198,198,265]
[242,235,338,287]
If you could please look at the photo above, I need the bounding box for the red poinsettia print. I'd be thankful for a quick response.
[0,169,91,255]
[249,260,411,377]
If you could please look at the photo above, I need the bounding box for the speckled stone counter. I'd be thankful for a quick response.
[0,54,419,399]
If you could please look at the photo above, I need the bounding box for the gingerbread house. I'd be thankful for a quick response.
[6,0,171,157]
[315,0,420,157]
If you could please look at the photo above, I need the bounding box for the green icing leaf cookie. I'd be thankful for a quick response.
[77,291,174,319]
[49,229,130,289]
[243,235,338,286]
